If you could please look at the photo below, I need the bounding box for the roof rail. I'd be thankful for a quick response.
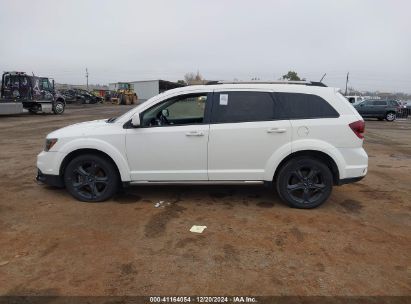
[205,80,327,87]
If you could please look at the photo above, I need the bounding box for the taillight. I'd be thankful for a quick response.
[349,120,365,139]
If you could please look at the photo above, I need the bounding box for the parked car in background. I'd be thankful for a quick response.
[345,95,365,106]
[354,99,400,121]
[61,88,103,104]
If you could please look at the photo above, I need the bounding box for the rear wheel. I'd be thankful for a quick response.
[276,157,333,209]
[385,112,396,121]
[64,154,119,202]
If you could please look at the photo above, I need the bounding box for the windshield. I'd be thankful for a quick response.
[106,96,154,123]
[118,83,130,90]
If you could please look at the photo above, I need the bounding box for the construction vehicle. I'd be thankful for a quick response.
[110,82,137,105]
[0,71,66,115]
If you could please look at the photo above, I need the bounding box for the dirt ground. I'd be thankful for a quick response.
[0,104,410,296]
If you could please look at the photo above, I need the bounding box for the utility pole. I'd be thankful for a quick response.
[86,68,89,90]
[345,72,349,96]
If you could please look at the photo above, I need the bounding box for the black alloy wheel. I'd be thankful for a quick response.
[276,157,333,209]
[64,154,119,202]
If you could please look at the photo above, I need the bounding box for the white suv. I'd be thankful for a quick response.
[37,82,368,209]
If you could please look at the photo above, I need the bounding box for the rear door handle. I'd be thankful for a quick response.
[185,131,205,136]
[267,128,286,133]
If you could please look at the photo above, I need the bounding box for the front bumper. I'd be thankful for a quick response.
[36,169,64,188]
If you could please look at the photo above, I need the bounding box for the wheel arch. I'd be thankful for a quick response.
[273,150,340,185]
[60,148,122,181]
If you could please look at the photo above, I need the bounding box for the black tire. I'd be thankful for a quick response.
[276,157,333,209]
[63,154,119,202]
[385,112,396,121]
[53,100,65,114]
[119,94,125,105]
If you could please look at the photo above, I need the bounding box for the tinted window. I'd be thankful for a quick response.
[373,100,387,106]
[212,91,276,123]
[274,92,339,119]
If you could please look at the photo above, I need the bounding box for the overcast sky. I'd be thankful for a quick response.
[0,0,410,92]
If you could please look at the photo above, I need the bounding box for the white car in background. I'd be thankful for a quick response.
[37,81,368,209]
[345,95,365,106]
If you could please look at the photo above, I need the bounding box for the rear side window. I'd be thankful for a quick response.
[274,92,339,119]
[211,91,276,123]
[374,100,387,106]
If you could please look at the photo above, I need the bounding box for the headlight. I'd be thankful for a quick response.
[45,138,58,151]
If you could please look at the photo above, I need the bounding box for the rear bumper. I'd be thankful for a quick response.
[36,169,64,188]
[338,147,368,179]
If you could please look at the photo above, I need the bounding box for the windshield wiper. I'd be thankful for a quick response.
[107,117,117,123]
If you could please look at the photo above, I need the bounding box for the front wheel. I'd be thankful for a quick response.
[64,154,119,202]
[385,112,396,121]
[276,157,333,209]
[53,100,65,114]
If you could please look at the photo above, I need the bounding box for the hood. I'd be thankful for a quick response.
[47,119,110,138]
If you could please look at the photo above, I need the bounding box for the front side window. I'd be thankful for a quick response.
[141,93,207,127]
[41,79,50,90]
[211,91,276,123]
[274,92,339,119]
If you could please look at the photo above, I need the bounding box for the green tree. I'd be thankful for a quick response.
[282,71,301,81]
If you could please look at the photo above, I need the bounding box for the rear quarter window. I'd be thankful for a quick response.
[274,92,339,119]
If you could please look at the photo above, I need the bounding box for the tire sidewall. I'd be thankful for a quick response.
[386,112,396,121]
[53,101,65,114]
[64,154,119,202]
[276,157,333,209]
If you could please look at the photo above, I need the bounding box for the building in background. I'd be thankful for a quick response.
[109,80,184,102]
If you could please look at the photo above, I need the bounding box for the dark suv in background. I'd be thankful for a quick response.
[355,100,400,121]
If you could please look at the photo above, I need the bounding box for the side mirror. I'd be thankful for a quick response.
[161,109,169,117]
[131,114,141,127]
[52,80,55,90]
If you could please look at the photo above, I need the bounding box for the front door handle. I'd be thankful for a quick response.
[267,128,286,133]
[185,131,205,136]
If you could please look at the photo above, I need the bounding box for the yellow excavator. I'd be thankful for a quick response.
[111,82,138,105]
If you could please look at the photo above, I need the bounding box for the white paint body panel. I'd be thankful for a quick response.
[126,124,209,180]
[208,120,292,180]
